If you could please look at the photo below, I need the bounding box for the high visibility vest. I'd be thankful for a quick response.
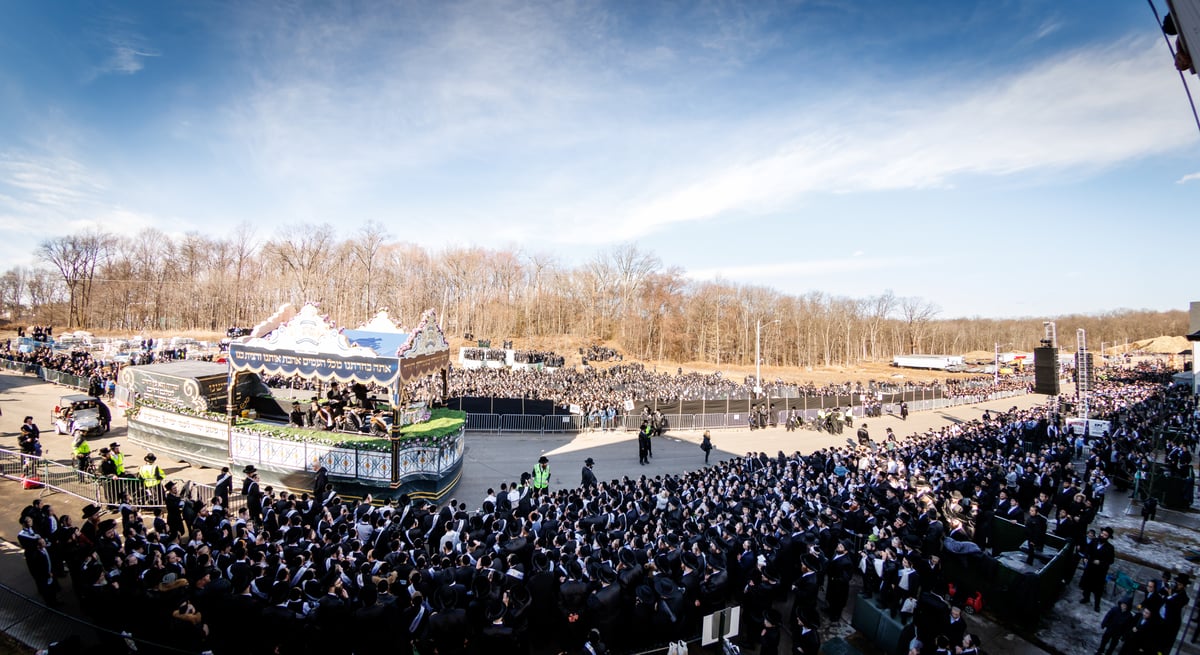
[73,440,91,458]
[112,453,126,475]
[532,464,550,489]
[139,464,163,488]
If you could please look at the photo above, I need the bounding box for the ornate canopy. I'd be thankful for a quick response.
[227,304,450,388]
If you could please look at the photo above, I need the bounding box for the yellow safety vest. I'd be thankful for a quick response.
[139,464,163,488]
[532,464,550,489]
[112,452,126,475]
[73,440,91,458]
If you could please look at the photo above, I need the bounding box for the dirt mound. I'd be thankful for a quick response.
[1110,335,1189,355]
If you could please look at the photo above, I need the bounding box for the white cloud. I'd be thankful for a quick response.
[583,38,1191,241]
[96,35,159,76]
[1178,171,1200,184]
[0,153,106,209]
[0,152,168,266]
[1034,19,1063,41]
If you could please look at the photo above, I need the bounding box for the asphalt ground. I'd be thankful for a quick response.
[0,370,1052,653]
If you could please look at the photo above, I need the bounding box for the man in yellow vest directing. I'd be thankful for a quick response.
[72,435,92,472]
[139,453,165,504]
[109,442,126,476]
[532,455,550,495]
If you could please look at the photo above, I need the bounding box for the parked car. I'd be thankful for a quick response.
[52,394,111,438]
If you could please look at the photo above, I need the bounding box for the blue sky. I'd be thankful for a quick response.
[1,1,1197,319]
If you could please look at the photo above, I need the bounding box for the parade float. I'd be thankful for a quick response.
[124,304,463,500]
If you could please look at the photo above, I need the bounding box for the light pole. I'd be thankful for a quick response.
[755,318,781,394]
[994,342,1013,387]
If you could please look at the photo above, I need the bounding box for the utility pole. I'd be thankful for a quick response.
[755,319,780,394]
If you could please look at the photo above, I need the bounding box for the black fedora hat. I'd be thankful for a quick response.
[652,575,677,598]
[618,549,638,568]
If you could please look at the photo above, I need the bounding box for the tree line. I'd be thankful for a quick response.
[0,224,1186,368]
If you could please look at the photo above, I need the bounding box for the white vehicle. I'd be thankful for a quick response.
[892,354,966,371]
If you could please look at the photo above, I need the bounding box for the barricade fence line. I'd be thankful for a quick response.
[463,389,1030,435]
[0,447,165,510]
[0,358,89,389]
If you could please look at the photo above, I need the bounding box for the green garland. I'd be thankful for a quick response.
[130,399,465,453]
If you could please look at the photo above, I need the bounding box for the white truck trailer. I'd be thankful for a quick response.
[892,354,966,371]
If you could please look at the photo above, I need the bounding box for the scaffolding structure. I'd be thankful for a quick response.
[1076,328,1092,420]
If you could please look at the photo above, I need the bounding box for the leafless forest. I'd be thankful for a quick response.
[3,224,1187,367]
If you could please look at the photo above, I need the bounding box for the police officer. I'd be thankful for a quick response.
[532,456,550,495]
[139,453,165,505]
[73,434,92,472]
[108,442,126,476]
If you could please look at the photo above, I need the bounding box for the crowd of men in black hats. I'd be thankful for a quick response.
[12,364,1195,655]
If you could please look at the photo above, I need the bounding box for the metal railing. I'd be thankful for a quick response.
[463,388,1030,435]
[0,447,164,509]
[0,358,89,389]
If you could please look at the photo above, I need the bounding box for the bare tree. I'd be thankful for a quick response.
[0,268,27,323]
[593,243,660,342]
[864,290,896,360]
[38,231,112,328]
[16,224,1192,369]
[263,224,334,302]
[351,221,390,315]
[900,296,940,354]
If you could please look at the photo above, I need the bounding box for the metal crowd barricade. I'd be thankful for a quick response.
[499,414,546,433]
[459,388,1033,436]
[465,413,501,433]
[39,368,88,390]
[0,447,163,509]
[543,414,585,433]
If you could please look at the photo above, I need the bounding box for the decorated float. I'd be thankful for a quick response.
[124,304,463,500]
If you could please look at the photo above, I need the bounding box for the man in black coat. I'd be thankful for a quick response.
[825,541,853,622]
[1025,505,1048,565]
[1080,527,1116,611]
[581,458,598,488]
[1097,597,1134,655]
[1120,607,1158,655]
[791,555,820,628]
[24,537,58,606]
[759,608,782,655]
[478,599,521,653]
[1159,577,1190,655]
[587,566,623,648]
[793,611,821,655]
[243,466,263,523]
